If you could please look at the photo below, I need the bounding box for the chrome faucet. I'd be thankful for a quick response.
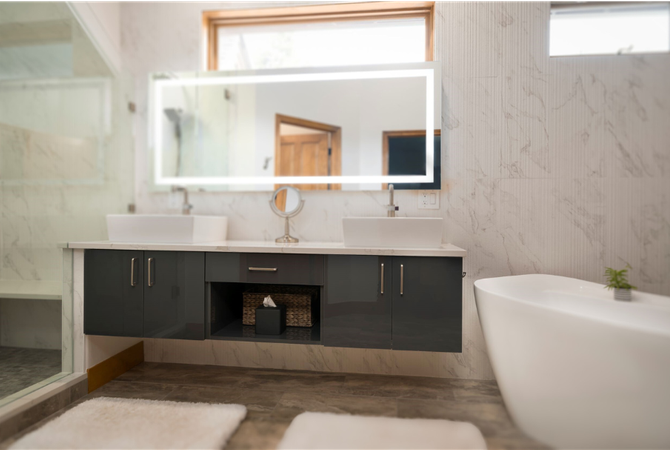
[171,185,193,215]
[387,184,399,217]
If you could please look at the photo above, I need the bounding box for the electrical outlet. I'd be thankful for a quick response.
[418,191,440,210]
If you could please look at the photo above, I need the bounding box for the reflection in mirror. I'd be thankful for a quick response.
[273,185,302,214]
[270,186,304,243]
[151,63,440,191]
[383,129,441,190]
[276,114,342,191]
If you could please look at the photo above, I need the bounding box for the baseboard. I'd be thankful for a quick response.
[87,341,144,393]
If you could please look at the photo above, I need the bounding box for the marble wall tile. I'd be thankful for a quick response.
[605,178,670,294]
[548,60,612,179]
[143,339,490,380]
[126,2,670,381]
[441,77,505,180]
[435,2,502,79]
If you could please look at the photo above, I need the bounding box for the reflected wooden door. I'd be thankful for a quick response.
[276,133,330,191]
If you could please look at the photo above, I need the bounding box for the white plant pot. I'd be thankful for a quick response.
[614,288,632,301]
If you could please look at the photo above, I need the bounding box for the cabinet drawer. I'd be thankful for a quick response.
[206,253,241,282]
[245,253,324,286]
[205,253,324,285]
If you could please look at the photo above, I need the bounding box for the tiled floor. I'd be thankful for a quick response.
[2,362,550,450]
[0,347,62,400]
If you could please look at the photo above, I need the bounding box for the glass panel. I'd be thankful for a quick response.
[0,2,134,406]
[550,3,670,57]
[217,18,426,70]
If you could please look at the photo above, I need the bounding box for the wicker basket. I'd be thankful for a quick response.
[243,286,316,328]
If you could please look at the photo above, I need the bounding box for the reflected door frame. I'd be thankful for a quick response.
[274,114,342,190]
[382,129,441,190]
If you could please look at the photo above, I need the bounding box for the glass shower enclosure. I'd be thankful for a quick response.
[0,2,133,406]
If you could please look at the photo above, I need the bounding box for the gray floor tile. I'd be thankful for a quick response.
[164,385,283,413]
[271,391,398,422]
[337,373,458,400]
[89,380,177,400]
[2,362,549,450]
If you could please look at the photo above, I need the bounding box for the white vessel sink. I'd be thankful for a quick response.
[342,217,443,249]
[107,214,228,244]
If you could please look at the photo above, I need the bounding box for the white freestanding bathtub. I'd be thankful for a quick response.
[474,274,670,450]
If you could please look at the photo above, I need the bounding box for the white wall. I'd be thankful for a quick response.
[122,2,670,380]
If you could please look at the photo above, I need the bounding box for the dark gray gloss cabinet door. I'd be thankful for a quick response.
[84,250,143,337]
[324,255,392,349]
[143,251,205,340]
[392,257,462,353]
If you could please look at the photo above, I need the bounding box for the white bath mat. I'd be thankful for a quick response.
[277,412,487,449]
[10,397,247,449]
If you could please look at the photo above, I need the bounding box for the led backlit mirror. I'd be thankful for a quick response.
[150,63,440,191]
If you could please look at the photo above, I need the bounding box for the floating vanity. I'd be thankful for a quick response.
[68,241,466,353]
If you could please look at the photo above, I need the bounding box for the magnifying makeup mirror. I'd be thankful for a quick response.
[270,186,305,243]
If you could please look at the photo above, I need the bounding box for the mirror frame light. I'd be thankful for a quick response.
[152,63,440,187]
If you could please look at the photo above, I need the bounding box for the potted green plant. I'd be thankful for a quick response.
[604,265,636,301]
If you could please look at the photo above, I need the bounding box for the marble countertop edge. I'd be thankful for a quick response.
[61,240,467,257]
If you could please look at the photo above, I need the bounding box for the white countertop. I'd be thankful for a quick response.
[63,240,466,257]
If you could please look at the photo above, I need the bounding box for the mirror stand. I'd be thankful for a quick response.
[269,186,305,243]
[276,217,299,244]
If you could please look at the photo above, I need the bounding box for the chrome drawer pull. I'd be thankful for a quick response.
[248,267,278,272]
[400,264,404,296]
[130,258,137,287]
[380,263,384,295]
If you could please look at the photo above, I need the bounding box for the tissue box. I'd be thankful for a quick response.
[243,287,316,327]
[255,304,286,335]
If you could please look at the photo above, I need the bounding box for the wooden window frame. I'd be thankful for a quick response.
[202,2,435,71]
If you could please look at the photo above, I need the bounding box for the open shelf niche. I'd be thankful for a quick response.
[207,282,321,345]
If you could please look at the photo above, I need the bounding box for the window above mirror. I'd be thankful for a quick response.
[203,2,435,70]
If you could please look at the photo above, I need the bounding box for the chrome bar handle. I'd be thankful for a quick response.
[400,264,404,296]
[148,257,154,287]
[248,267,278,272]
[380,263,384,295]
[130,258,137,287]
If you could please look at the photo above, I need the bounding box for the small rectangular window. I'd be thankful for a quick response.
[550,2,670,57]
[217,19,426,71]
[203,2,434,71]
